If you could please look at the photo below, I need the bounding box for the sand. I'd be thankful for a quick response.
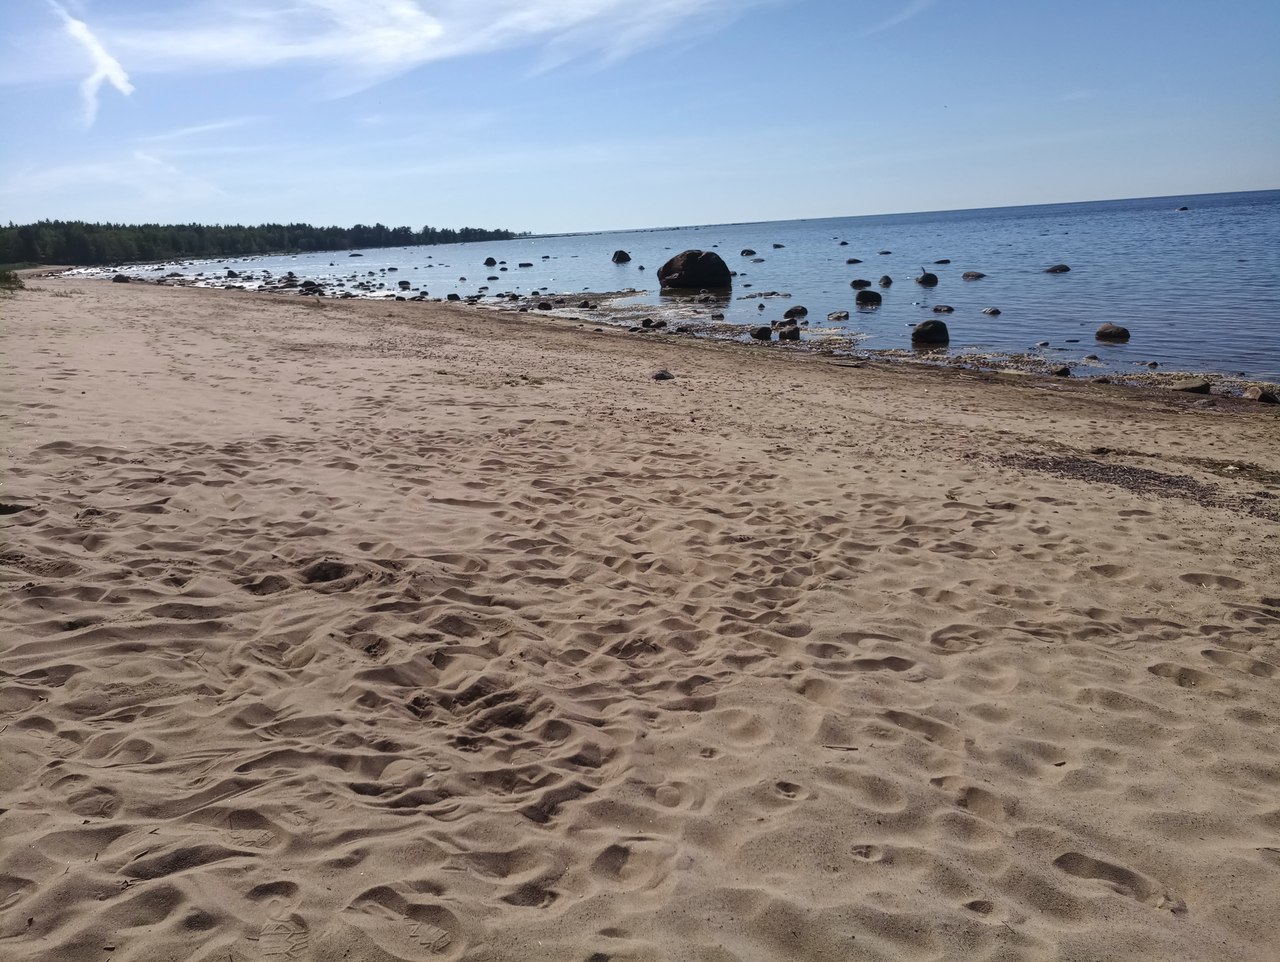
[2,274,1278,962]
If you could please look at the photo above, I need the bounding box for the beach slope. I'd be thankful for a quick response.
[2,276,1278,961]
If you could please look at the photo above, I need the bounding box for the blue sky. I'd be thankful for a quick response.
[1,0,1277,233]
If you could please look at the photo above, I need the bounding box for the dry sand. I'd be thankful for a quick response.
[2,274,1278,962]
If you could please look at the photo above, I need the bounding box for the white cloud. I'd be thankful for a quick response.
[80,0,773,92]
[49,1,134,125]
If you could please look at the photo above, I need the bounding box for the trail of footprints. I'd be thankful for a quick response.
[2,417,1277,960]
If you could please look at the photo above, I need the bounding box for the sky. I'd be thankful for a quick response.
[1,0,1278,234]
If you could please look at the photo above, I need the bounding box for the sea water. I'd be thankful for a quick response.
[93,190,1280,382]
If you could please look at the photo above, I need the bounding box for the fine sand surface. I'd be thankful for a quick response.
[2,275,1278,962]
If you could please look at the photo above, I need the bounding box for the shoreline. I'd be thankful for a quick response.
[3,274,1278,961]
[34,267,1280,400]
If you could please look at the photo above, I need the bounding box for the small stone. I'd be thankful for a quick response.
[1051,365,1071,377]
[1243,386,1279,403]
[1169,379,1211,394]
[982,307,1001,315]
[1045,264,1071,273]
[651,368,674,381]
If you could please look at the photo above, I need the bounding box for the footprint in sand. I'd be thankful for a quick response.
[343,885,466,960]
[1147,662,1235,694]
[1201,649,1277,678]
[258,914,310,960]
[1053,852,1186,914]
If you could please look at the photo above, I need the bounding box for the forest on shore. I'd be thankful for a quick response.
[0,220,526,267]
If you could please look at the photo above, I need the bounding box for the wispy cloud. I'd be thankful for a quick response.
[2,150,224,205]
[139,117,263,143]
[858,0,936,39]
[79,0,772,93]
[49,1,134,125]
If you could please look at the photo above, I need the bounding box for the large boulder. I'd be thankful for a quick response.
[912,319,950,344]
[855,289,882,307]
[1095,322,1130,341]
[658,250,731,290]
[611,250,631,264]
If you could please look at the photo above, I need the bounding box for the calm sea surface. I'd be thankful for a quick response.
[90,190,1280,382]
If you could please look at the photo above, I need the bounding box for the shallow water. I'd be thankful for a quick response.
[86,189,1280,381]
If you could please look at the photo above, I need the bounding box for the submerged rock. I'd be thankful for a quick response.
[962,271,986,280]
[1045,264,1071,273]
[855,289,882,307]
[850,279,872,290]
[611,250,631,264]
[1095,322,1130,341]
[915,271,939,287]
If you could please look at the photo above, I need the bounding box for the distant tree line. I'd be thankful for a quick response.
[0,220,527,266]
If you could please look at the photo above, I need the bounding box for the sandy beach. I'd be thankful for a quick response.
[2,274,1278,962]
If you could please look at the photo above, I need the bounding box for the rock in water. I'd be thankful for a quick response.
[611,250,631,264]
[1095,322,1131,341]
[658,250,732,290]
[750,326,772,341]
[962,271,986,280]
[915,271,939,287]
[912,319,949,344]
[850,279,872,290]
[879,275,893,287]
[1045,264,1071,273]
[783,305,808,319]
[855,289,882,307]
